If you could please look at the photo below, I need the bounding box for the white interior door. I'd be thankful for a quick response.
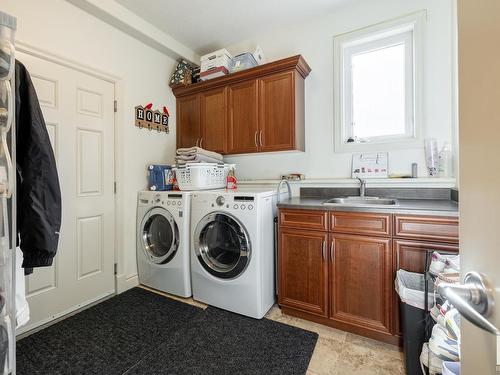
[457,1,500,374]
[17,52,115,333]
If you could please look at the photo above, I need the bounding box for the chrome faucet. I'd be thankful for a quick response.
[356,177,366,197]
[276,179,292,203]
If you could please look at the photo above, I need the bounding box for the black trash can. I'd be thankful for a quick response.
[396,270,434,375]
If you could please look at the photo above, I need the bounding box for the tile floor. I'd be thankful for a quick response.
[140,286,405,375]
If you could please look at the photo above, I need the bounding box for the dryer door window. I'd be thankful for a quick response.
[141,207,179,264]
[195,213,251,279]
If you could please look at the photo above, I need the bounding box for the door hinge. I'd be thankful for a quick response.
[114,263,118,275]
[114,100,117,113]
[114,181,117,194]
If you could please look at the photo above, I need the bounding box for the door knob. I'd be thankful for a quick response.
[437,272,500,335]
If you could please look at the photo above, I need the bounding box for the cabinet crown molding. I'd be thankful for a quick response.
[172,55,311,98]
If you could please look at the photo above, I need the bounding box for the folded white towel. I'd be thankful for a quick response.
[175,153,224,165]
[176,146,197,155]
[176,146,223,161]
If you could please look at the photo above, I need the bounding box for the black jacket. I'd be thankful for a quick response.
[15,61,61,270]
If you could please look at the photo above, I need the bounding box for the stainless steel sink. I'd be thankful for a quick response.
[323,196,397,206]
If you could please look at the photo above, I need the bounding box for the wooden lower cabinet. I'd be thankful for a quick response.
[278,228,328,317]
[329,234,393,339]
[278,209,459,346]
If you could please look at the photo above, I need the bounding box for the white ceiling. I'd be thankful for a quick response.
[115,0,352,54]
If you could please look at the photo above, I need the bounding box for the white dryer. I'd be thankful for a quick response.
[190,188,277,318]
[137,190,192,297]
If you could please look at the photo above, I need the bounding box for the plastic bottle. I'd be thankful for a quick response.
[437,142,453,177]
[226,166,237,189]
[424,138,439,177]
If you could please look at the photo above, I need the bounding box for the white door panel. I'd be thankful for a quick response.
[458,1,500,374]
[17,52,115,332]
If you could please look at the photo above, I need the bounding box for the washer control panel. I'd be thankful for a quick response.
[210,195,255,211]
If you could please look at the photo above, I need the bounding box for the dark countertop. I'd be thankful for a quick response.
[277,197,459,217]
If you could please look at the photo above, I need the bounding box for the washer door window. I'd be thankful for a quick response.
[141,207,179,264]
[195,213,251,279]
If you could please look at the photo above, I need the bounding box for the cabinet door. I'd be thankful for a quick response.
[227,80,259,154]
[176,94,200,148]
[330,233,392,334]
[258,71,295,152]
[200,87,227,154]
[394,240,459,274]
[392,240,459,335]
[279,228,328,317]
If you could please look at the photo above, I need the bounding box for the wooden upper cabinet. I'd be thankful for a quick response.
[279,228,328,317]
[227,80,259,154]
[258,71,296,152]
[330,233,392,335]
[176,94,200,148]
[199,87,227,153]
[172,55,310,155]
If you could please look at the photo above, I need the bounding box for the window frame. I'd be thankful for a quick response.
[333,12,425,152]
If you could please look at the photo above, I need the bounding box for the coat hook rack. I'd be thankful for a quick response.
[135,103,170,133]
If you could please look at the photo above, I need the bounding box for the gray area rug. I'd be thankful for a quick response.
[17,288,318,374]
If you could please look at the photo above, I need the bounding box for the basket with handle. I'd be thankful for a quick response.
[173,163,229,190]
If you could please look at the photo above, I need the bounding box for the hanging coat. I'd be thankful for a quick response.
[15,60,61,272]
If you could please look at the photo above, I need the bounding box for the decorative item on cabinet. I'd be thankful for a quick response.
[135,103,170,133]
[192,67,201,83]
[169,59,196,88]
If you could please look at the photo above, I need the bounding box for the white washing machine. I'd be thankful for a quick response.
[137,190,192,297]
[190,188,277,319]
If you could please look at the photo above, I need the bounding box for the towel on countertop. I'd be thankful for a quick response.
[176,146,223,161]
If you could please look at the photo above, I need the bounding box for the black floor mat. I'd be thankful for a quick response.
[125,307,318,375]
[17,288,202,375]
[17,288,318,375]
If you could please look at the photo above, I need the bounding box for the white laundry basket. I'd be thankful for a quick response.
[173,163,229,191]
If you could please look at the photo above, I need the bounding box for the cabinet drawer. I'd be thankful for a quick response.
[279,209,328,231]
[394,215,459,243]
[330,212,391,237]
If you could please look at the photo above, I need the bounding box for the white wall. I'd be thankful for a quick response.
[3,0,456,287]
[224,0,456,180]
[2,0,193,282]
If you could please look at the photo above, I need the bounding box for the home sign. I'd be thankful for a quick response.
[135,103,170,133]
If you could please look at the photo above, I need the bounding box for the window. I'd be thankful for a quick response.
[334,12,424,152]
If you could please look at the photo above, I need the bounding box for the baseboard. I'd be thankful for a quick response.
[115,273,139,294]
